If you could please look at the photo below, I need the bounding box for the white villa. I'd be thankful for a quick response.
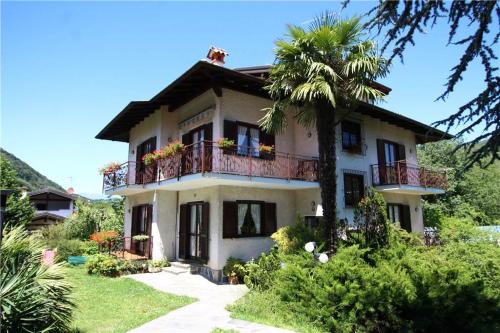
[96,48,450,281]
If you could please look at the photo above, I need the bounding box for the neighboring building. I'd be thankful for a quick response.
[96,47,451,281]
[28,188,76,231]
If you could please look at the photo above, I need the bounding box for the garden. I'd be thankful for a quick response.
[223,190,500,333]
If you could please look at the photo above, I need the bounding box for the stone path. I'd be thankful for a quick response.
[126,271,295,333]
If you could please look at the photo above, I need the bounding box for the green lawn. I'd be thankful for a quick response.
[67,266,195,333]
[227,291,325,333]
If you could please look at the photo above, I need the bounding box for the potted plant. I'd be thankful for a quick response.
[217,137,236,154]
[223,257,246,284]
[142,152,157,166]
[258,143,274,159]
[147,259,169,273]
[99,162,121,175]
[228,271,239,285]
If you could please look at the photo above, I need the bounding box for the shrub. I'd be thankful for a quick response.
[242,221,500,332]
[148,259,169,269]
[86,254,120,277]
[56,239,84,262]
[271,216,322,255]
[119,260,148,275]
[80,240,99,256]
[65,199,124,240]
[352,187,389,249]
[244,250,282,290]
[0,226,74,332]
[223,257,246,281]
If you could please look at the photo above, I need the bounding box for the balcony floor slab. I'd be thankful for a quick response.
[374,184,445,195]
[105,172,319,195]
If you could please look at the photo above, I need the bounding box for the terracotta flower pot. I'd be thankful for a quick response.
[228,275,239,285]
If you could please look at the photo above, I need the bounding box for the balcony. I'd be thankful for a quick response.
[103,141,319,193]
[371,161,447,195]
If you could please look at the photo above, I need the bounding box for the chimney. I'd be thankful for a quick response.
[67,187,75,195]
[206,46,228,66]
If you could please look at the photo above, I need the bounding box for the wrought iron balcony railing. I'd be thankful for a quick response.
[103,141,319,191]
[371,161,447,190]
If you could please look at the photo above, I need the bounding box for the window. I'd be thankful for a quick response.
[224,120,275,158]
[223,201,277,238]
[35,203,47,211]
[237,124,260,157]
[387,203,412,232]
[387,204,400,223]
[344,173,364,207]
[237,201,262,236]
[342,121,362,153]
[304,216,322,229]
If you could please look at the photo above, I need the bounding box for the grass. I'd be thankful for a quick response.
[227,290,325,333]
[67,266,195,333]
[211,329,239,333]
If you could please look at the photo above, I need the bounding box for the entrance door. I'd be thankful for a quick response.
[178,202,209,263]
[131,205,152,257]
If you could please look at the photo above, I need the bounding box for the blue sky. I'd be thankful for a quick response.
[1,1,486,195]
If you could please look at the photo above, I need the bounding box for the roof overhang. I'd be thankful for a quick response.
[354,101,453,143]
[96,61,267,142]
[96,61,450,144]
[29,188,75,201]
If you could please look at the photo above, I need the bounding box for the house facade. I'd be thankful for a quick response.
[28,188,76,231]
[97,52,450,281]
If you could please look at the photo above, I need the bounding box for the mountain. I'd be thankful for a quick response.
[0,148,65,191]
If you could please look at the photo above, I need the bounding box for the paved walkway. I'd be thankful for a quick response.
[126,272,295,333]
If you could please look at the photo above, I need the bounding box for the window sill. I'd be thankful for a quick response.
[223,235,272,239]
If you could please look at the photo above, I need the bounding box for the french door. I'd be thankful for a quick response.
[376,139,407,185]
[181,123,212,174]
[136,137,157,184]
[131,205,152,257]
[178,202,209,263]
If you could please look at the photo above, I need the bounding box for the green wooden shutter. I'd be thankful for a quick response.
[223,201,238,238]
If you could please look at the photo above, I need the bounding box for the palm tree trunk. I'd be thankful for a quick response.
[315,101,337,254]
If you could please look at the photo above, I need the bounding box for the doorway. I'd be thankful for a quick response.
[178,202,209,263]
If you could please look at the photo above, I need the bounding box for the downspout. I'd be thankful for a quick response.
[174,190,179,261]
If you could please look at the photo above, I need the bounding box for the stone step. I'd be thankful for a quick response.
[162,265,189,275]
[169,261,192,269]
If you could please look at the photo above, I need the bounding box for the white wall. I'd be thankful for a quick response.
[124,190,177,260]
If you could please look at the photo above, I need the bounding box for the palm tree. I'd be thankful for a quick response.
[260,14,389,254]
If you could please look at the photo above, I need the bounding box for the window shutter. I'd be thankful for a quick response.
[399,205,412,232]
[376,139,385,166]
[376,139,386,185]
[178,204,190,259]
[145,205,153,258]
[131,207,139,253]
[203,123,213,171]
[263,202,277,235]
[200,202,210,262]
[182,133,191,145]
[223,120,237,142]
[397,143,406,162]
[204,123,213,142]
[223,201,237,238]
[260,130,275,159]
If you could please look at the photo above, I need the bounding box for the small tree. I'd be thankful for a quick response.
[1,157,35,229]
[352,187,389,249]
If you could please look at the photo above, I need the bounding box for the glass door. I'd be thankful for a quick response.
[384,142,397,183]
[189,203,203,260]
[191,129,205,173]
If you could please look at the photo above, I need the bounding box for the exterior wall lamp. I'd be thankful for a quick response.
[304,241,329,264]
